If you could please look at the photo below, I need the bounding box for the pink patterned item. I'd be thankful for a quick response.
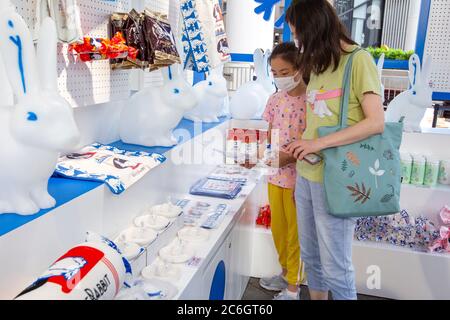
[429,206,450,253]
[439,205,450,225]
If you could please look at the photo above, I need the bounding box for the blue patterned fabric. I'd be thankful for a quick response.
[55,143,166,195]
[180,0,211,72]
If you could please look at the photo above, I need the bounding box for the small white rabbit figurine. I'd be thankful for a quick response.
[377,53,385,105]
[0,7,80,215]
[184,64,228,123]
[120,65,198,147]
[229,49,276,120]
[385,54,433,132]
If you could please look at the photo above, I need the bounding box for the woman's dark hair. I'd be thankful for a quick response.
[285,0,357,76]
[269,42,300,69]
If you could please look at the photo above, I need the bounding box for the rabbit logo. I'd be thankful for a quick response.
[15,245,108,298]
[40,257,88,281]
[0,6,80,215]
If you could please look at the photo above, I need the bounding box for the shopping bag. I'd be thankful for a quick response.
[318,48,404,217]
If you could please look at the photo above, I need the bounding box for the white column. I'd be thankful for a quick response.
[225,0,275,55]
[405,0,421,51]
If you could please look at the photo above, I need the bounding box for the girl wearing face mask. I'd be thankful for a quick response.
[259,42,307,300]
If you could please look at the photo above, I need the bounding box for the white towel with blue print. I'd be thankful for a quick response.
[180,0,230,72]
[195,0,230,68]
[55,143,166,194]
[181,0,210,72]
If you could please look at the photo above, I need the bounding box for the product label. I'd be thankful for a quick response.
[84,274,111,300]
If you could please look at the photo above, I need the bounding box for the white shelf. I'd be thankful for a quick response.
[400,183,450,223]
[402,183,450,193]
[353,240,449,259]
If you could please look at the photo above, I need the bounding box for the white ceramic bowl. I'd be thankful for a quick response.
[177,226,209,243]
[159,240,195,264]
[117,226,158,247]
[115,240,143,261]
[150,203,183,218]
[134,214,171,231]
[141,259,181,281]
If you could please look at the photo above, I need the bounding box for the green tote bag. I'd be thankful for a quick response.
[317,48,404,218]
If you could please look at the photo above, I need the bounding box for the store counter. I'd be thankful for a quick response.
[0,117,268,300]
[0,117,229,237]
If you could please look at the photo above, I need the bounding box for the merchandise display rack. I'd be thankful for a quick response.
[0,118,263,300]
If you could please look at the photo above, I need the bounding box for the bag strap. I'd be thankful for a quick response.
[339,47,362,128]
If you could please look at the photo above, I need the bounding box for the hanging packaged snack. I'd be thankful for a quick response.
[123,9,148,68]
[110,12,135,69]
[143,10,181,70]
[69,32,138,63]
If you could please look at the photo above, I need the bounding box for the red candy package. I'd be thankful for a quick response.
[69,32,138,62]
[256,204,271,229]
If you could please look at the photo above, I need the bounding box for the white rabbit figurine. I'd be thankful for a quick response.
[385,54,433,132]
[229,49,276,120]
[120,65,198,147]
[377,53,385,105]
[184,64,229,123]
[0,7,80,215]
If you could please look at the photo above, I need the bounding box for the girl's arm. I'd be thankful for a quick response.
[286,93,385,160]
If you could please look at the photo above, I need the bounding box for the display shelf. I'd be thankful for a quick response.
[399,182,450,223]
[254,224,272,235]
[110,117,230,155]
[0,117,229,238]
[353,239,450,300]
[354,239,447,257]
[0,178,102,237]
[167,186,258,299]
[402,183,450,193]
[0,118,255,300]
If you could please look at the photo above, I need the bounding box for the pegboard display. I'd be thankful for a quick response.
[142,0,182,88]
[423,0,450,96]
[13,0,132,108]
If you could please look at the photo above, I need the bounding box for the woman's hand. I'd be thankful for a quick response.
[285,139,325,160]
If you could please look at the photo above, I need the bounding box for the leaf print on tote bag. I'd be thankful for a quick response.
[347,182,372,204]
[369,159,385,189]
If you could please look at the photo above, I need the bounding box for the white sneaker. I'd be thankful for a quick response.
[273,289,300,300]
[259,275,288,291]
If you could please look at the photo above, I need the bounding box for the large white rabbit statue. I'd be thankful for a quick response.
[377,53,385,105]
[229,49,276,120]
[120,65,198,147]
[385,54,433,132]
[0,5,80,215]
[184,64,229,123]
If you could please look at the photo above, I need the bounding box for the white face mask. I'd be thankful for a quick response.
[274,72,301,92]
